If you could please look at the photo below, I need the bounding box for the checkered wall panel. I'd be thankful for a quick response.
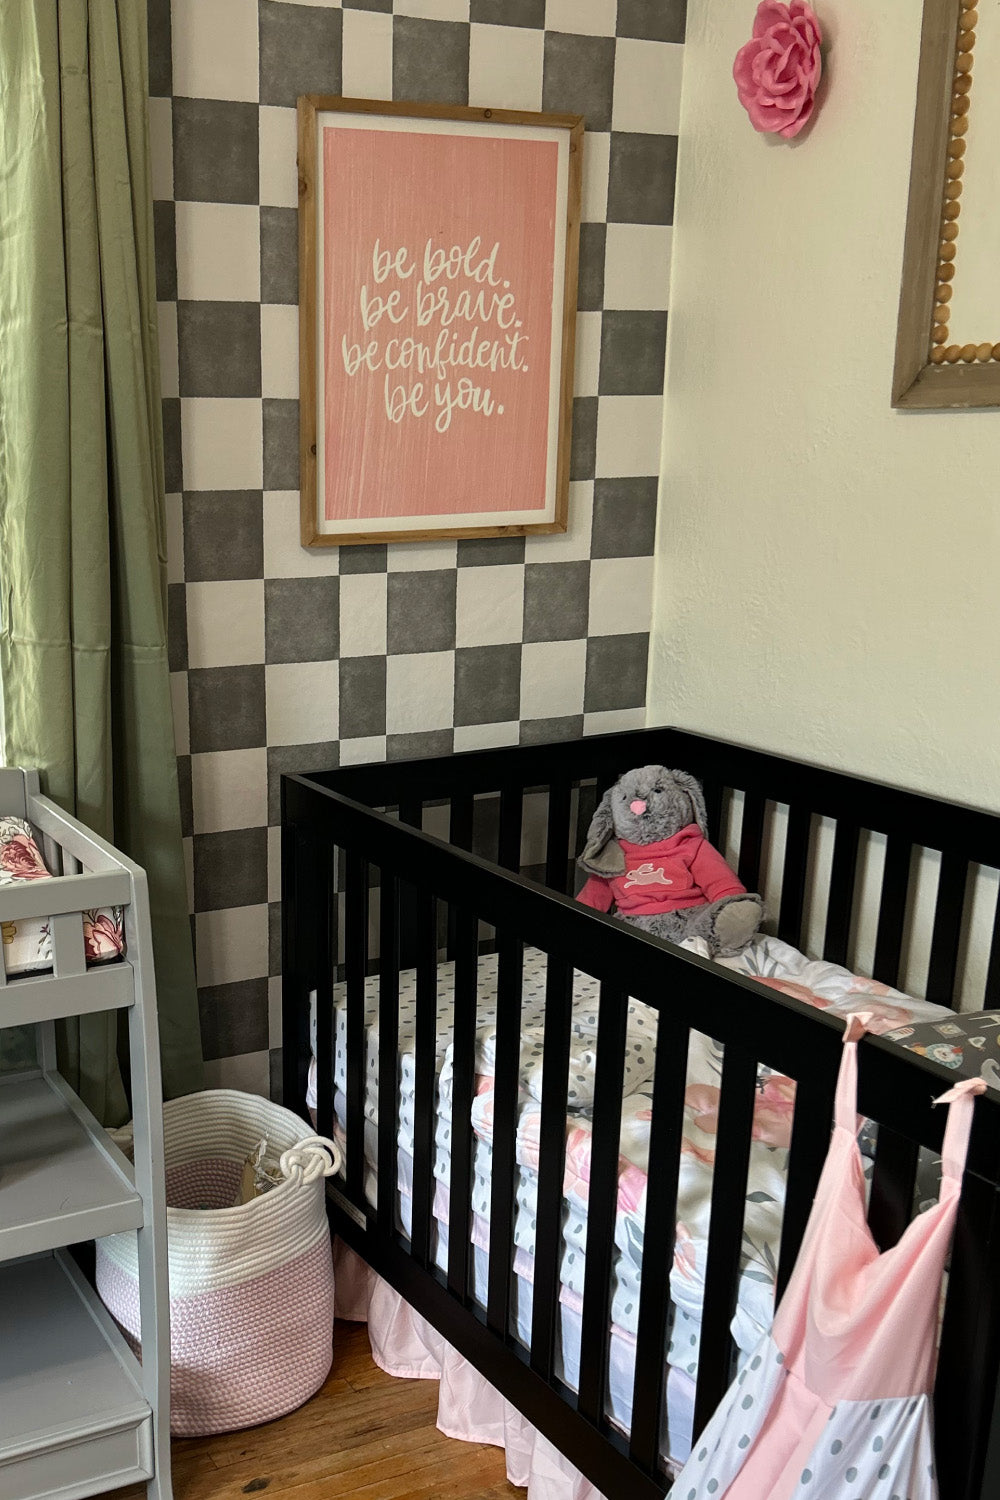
[149,0,685,1095]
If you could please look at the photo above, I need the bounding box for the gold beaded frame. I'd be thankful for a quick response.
[892,0,999,408]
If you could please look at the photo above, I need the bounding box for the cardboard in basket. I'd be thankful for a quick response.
[233,1139,282,1205]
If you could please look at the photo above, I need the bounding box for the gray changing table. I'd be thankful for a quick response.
[0,768,172,1500]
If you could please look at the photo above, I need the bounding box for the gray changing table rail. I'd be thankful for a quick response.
[0,767,172,1500]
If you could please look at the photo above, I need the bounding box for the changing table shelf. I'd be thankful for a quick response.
[0,766,172,1500]
[0,1252,153,1498]
[0,1072,142,1262]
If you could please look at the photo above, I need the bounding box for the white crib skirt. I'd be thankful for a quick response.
[333,1239,693,1499]
[333,1238,609,1499]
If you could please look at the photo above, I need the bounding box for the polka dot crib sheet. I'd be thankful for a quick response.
[307,937,958,1469]
[310,944,659,1112]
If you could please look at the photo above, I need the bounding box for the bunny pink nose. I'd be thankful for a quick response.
[630,799,647,816]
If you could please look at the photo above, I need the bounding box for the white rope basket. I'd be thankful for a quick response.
[96,1090,341,1436]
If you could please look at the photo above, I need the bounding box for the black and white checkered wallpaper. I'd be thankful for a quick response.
[148,0,685,1095]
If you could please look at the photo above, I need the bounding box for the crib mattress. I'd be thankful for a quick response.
[0,816,125,977]
[309,935,953,1461]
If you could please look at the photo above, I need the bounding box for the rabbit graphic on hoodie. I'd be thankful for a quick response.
[576,823,747,918]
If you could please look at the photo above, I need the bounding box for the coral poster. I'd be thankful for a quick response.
[305,107,578,543]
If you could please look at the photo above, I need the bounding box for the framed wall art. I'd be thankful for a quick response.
[298,97,583,547]
[893,0,1000,408]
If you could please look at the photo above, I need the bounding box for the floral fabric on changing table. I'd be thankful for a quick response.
[0,816,125,976]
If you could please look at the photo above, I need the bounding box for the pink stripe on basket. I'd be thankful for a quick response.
[98,1236,334,1435]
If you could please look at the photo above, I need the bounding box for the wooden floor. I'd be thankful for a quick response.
[105,1320,522,1500]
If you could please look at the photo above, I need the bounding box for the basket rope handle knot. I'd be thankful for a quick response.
[279,1134,342,1184]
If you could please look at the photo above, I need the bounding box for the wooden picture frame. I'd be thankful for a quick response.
[893,0,1000,408]
[298,97,583,546]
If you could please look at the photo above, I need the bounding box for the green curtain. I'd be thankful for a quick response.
[0,0,203,1120]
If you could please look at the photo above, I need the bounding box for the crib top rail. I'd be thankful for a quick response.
[283,768,1000,1189]
[309,726,1000,869]
[306,727,1000,1014]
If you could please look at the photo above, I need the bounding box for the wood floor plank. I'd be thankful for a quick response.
[196,1391,446,1477]
[96,1321,521,1500]
[170,1429,447,1500]
[333,1320,405,1391]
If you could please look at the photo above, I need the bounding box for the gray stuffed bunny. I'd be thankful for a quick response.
[576,765,763,957]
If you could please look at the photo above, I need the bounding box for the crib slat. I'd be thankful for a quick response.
[595,769,616,802]
[925,849,969,1010]
[449,792,474,851]
[410,887,438,1270]
[314,842,336,1148]
[448,906,479,1302]
[530,951,574,1384]
[629,1018,690,1477]
[377,872,400,1236]
[777,806,812,947]
[498,785,523,872]
[545,777,574,894]
[985,889,1000,1009]
[867,1125,919,1251]
[776,1064,837,1303]
[935,1168,1000,1500]
[872,836,912,989]
[281,824,313,1117]
[578,981,629,1428]
[702,779,724,848]
[824,820,860,967]
[447,795,475,961]
[345,851,369,1206]
[693,1044,758,1439]
[487,936,523,1339]
[397,799,422,971]
[737,793,766,893]
[398,798,422,830]
[575,781,598,866]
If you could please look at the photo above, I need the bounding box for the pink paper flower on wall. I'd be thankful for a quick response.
[734,1,823,140]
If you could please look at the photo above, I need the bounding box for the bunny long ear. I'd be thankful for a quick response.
[578,789,625,876]
[668,770,708,835]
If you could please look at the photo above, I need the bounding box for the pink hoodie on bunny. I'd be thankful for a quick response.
[576,824,747,917]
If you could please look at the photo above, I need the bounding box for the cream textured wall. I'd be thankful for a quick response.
[648,0,1000,813]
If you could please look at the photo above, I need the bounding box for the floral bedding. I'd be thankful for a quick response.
[317,936,954,1357]
[466,935,954,1366]
[311,935,956,1460]
[0,816,125,977]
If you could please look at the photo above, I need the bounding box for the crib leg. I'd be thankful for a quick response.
[982,1371,1000,1500]
[936,1174,1000,1500]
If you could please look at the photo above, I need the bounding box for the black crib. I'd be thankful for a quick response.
[281,726,1000,1500]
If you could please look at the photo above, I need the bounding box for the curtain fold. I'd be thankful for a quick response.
[0,0,203,1120]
